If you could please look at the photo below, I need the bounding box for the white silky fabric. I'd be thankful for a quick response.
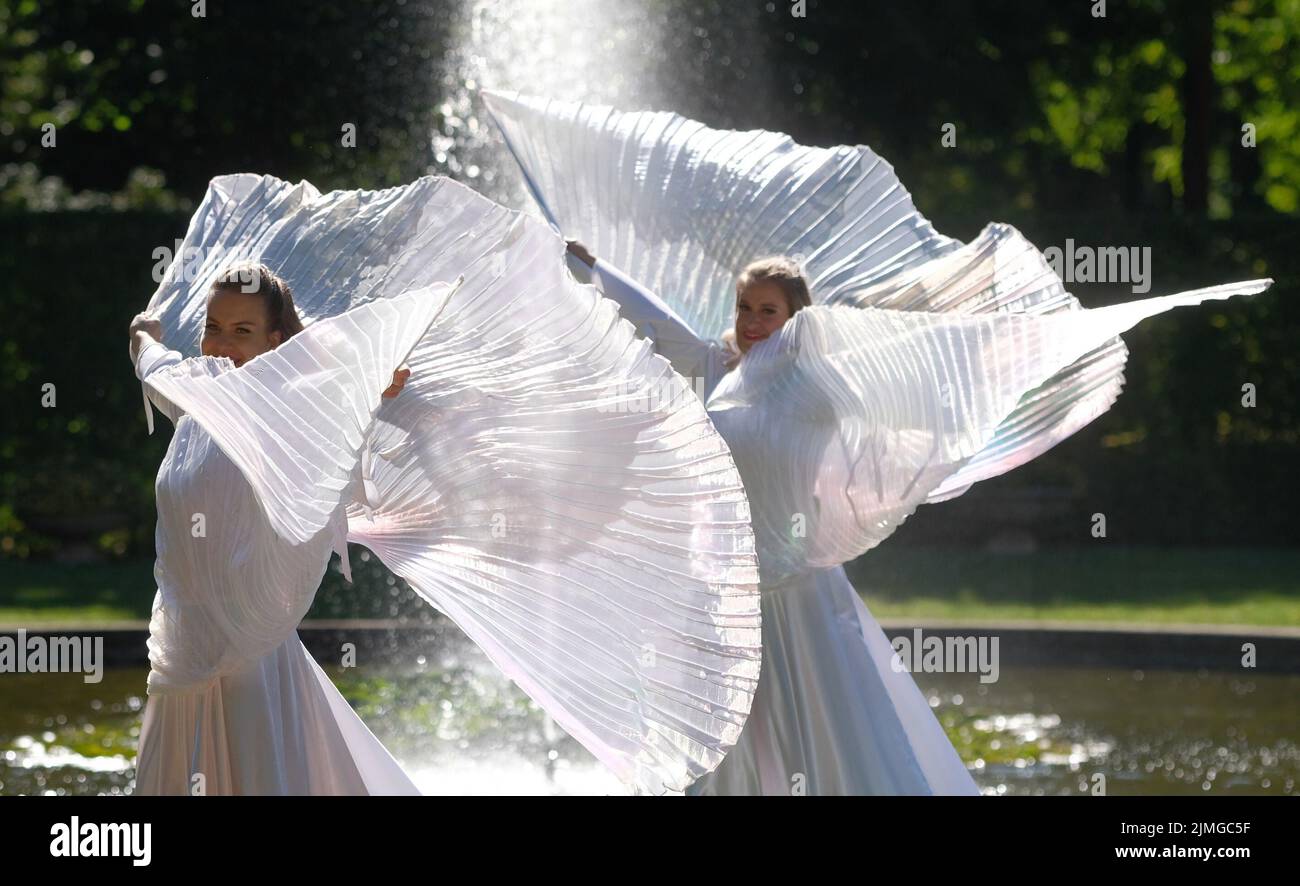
[133,174,763,794]
[706,286,1272,582]
[138,290,450,693]
[134,339,420,795]
[684,567,979,796]
[482,90,1272,506]
[566,253,734,397]
[483,89,959,342]
[483,90,1272,794]
[135,632,420,796]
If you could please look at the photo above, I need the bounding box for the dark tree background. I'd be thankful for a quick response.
[1,0,1297,558]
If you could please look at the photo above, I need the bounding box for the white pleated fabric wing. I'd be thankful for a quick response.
[828,222,1130,503]
[483,89,960,341]
[139,173,762,793]
[144,285,457,545]
[483,90,1272,570]
[708,283,1271,582]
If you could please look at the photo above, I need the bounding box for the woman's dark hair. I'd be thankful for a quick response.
[735,256,812,315]
[209,261,305,341]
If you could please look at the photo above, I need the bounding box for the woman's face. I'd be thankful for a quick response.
[201,289,282,367]
[734,281,792,354]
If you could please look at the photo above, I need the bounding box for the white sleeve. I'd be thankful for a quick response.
[133,339,186,434]
[583,256,729,400]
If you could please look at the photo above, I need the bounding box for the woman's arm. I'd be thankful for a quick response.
[566,241,730,399]
[129,311,185,433]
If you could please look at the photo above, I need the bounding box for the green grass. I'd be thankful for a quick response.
[0,559,157,623]
[849,545,1300,627]
[2,546,1299,628]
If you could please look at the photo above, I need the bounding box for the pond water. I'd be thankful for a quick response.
[2,630,1295,796]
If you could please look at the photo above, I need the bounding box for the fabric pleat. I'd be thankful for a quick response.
[483,89,1272,795]
[138,173,763,793]
[144,284,457,545]
[482,90,1272,558]
[706,282,1271,581]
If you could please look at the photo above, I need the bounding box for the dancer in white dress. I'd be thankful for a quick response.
[130,266,425,794]
[483,90,1274,795]
[129,173,763,795]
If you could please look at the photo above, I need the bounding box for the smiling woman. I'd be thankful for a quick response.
[131,263,409,416]
[130,286,454,795]
[734,257,812,354]
[200,264,304,367]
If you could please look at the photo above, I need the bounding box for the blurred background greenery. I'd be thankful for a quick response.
[1,0,1296,586]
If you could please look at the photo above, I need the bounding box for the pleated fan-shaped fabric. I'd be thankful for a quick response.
[132,174,764,795]
[483,90,1272,794]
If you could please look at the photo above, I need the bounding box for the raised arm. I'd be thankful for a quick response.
[566,241,730,400]
[129,311,185,433]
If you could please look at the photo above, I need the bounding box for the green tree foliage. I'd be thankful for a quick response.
[1,0,1296,558]
[1,0,448,205]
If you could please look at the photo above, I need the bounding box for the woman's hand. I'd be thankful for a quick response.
[566,239,596,268]
[382,364,411,398]
[128,311,162,362]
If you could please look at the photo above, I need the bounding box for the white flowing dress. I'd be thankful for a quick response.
[688,562,979,795]
[567,260,983,795]
[132,339,420,795]
[484,89,1273,795]
[129,174,765,796]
